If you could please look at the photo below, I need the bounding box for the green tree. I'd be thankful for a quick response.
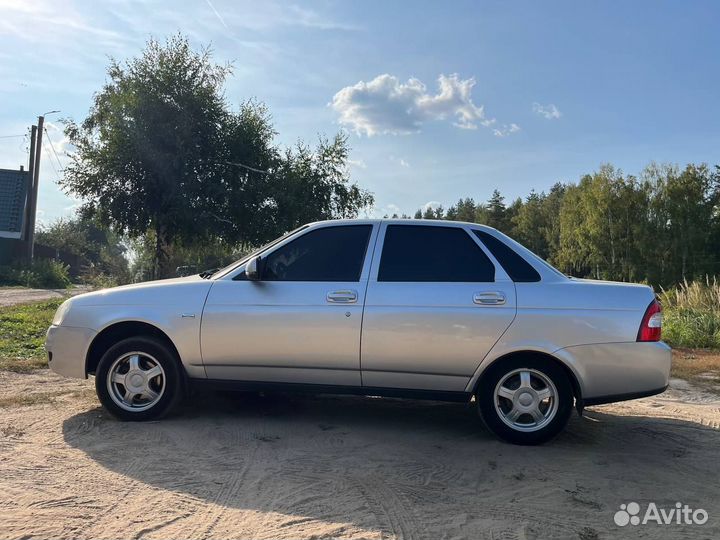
[422,206,444,219]
[512,190,549,257]
[647,163,720,283]
[446,198,478,222]
[62,35,231,278]
[486,190,508,231]
[36,216,130,283]
[540,182,566,266]
[62,35,373,279]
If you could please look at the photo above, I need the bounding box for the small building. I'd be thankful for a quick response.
[0,167,30,265]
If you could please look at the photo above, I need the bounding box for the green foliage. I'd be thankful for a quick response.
[660,279,720,348]
[440,162,720,288]
[0,299,62,371]
[0,259,71,289]
[129,233,246,282]
[36,216,130,284]
[62,35,373,279]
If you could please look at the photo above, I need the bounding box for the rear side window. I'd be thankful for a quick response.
[473,230,541,282]
[263,225,372,281]
[378,225,495,282]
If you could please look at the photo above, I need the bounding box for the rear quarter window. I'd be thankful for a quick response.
[473,230,541,283]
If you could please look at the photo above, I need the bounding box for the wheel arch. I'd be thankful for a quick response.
[85,320,183,377]
[472,350,583,407]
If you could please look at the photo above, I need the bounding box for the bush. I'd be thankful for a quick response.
[0,265,21,285]
[0,259,71,289]
[660,278,720,349]
[79,267,119,289]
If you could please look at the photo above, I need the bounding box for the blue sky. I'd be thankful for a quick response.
[1,0,719,224]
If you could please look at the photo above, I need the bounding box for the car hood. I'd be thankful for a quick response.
[69,275,214,306]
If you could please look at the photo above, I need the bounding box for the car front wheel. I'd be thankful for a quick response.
[477,356,573,445]
[95,336,183,421]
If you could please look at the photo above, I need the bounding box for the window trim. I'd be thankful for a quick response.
[230,223,377,283]
[374,223,498,283]
[472,229,542,283]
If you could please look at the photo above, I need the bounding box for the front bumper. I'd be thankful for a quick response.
[45,325,97,379]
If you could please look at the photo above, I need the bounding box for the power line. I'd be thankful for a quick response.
[43,143,62,180]
[0,134,26,139]
[43,127,64,172]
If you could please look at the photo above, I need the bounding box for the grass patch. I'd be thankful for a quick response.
[0,299,62,372]
[660,278,720,349]
[0,391,64,408]
[0,388,95,408]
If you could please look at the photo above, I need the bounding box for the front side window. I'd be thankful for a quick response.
[378,225,495,282]
[262,225,372,282]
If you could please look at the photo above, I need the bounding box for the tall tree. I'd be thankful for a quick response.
[513,190,549,257]
[63,35,231,278]
[62,35,372,278]
[486,190,508,231]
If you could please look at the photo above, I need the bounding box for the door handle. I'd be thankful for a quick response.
[473,291,506,305]
[326,290,358,303]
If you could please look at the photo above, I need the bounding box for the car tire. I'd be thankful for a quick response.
[95,336,184,421]
[476,356,573,445]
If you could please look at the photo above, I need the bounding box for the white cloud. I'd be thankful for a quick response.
[331,73,500,136]
[493,123,521,137]
[423,201,443,212]
[532,102,562,119]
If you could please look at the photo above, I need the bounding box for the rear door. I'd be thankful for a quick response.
[360,223,516,392]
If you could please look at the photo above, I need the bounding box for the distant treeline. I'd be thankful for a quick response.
[398,163,720,288]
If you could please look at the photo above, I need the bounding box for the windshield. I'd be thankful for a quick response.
[209,225,309,279]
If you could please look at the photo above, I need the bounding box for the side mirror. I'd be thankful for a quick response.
[246,256,262,281]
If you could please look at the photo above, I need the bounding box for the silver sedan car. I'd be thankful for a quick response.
[46,219,671,444]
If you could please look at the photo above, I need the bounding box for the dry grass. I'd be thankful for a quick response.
[672,348,720,392]
[0,388,95,409]
[0,356,49,372]
[0,391,65,408]
[660,278,720,349]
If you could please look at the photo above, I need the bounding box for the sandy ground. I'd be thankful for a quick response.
[0,371,719,540]
[0,286,91,307]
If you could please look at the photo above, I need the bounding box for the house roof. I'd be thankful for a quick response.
[0,168,29,238]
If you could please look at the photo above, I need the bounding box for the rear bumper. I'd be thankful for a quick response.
[583,385,669,407]
[45,325,96,379]
[555,341,672,403]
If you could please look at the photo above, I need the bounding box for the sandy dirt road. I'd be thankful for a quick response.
[0,370,718,540]
[0,286,91,308]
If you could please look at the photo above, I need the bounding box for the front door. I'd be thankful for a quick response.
[201,224,377,385]
[361,223,517,392]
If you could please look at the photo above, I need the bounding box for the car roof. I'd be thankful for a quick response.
[306,218,499,232]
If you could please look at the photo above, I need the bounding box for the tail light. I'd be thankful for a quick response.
[637,299,662,342]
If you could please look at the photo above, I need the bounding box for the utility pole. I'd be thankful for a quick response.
[26,115,44,260]
[23,111,58,261]
[23,125,37,262]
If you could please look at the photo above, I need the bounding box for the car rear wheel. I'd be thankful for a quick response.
[95,336,183,421]
[477,356,573,445]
